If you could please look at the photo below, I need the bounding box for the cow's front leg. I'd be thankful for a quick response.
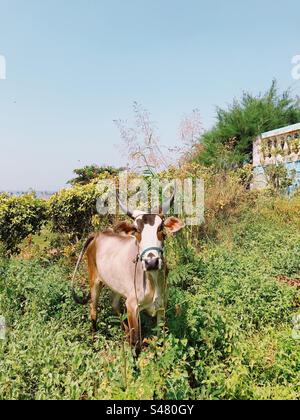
[126,298,140,353]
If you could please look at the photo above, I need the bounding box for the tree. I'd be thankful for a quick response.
[68,164,122,186]
[197,81,300,168]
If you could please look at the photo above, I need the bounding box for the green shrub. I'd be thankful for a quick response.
[0,194,47,255]
[264,164,296,193]
[48,184,99,241]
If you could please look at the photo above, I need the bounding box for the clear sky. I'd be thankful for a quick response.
[0,0,299,190]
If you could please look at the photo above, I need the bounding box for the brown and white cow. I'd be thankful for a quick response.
[72,192,184,351]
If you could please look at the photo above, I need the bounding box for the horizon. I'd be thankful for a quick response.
[1,0,300,190]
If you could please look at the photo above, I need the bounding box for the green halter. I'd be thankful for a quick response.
[139,247,164,261]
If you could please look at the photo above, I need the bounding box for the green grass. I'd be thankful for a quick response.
[0,202,299,400]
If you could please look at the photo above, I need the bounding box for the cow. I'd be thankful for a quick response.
[72,190,185,352]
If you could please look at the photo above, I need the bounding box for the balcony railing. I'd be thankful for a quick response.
[253,123,300,168]
[252,123,300,191]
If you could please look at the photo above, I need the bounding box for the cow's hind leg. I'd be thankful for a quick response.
[87,243,102,334]
[112,293,122,315]
[90,279,103,333]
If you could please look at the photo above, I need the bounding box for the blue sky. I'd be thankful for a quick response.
[0,0,299,190]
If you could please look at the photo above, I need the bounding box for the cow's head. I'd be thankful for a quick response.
[117,189,185,272]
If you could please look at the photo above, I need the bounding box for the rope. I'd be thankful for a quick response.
[133,257,142,353]
[162,262,167,351]
[132,254,167,355]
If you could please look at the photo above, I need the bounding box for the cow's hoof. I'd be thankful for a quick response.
[133,342,142,357]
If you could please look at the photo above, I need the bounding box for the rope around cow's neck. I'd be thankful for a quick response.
[133,257,142,354]
[132,255,167,355]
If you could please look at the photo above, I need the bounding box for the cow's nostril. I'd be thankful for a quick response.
[144,258,159,271]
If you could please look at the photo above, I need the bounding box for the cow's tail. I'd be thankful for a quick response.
[71,234,95,305]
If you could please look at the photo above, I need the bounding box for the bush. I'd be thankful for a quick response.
[48,178,120,243]
[0,194,47,255]
[264,164,296,193]
[48,184,100,242]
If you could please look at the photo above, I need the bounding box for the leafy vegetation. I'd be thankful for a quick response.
[0,192,299,400]
[48,183,101,242]
[0,193,47,255]
[264,164,296,193]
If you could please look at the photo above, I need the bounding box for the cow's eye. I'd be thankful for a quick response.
[157,226,166,240]
[134,231,142,242]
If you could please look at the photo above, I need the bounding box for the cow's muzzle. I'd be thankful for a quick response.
[139,247,164,271]
[144,257,161,271]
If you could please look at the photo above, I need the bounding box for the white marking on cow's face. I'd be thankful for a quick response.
[133,214,164,270]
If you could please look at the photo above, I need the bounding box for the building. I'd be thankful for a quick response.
[252,123,300,193]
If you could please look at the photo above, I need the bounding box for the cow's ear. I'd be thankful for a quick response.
[164,217,185,235]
